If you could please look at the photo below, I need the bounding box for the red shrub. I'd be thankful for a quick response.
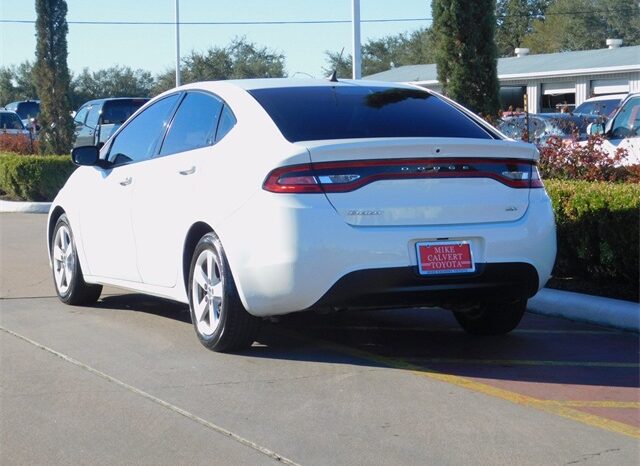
[538,135,630,182]
[0,133,39,155]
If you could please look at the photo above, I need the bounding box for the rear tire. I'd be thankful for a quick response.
[454,299,527,335]
[51,214,102,305]
[188,233,260,352]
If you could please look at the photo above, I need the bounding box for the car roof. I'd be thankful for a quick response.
[178,78,421,93]
[582,94,627,102]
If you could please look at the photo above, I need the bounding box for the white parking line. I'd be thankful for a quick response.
[0,325,300,466]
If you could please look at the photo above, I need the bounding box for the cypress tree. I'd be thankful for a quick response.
[34,0,74,154]
[432,0,501,118]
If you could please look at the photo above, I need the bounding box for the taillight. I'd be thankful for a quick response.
[262,164,322,193]
[530,164,544,188]
[263,158,543,193]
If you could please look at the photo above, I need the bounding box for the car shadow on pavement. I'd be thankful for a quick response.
[92,294,639,389]
[251,308,640,389]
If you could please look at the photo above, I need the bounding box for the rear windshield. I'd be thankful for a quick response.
[248,86,494,142]
[0,112,24,130]
[574,99,620,118]
[101,99,149,125]
[14,102,40,120]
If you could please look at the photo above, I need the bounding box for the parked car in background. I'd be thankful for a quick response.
[574,94,626,119]
[498,113,599,145]
[73,97,150,148]
[588,92,640,165]
[50,79,556,352]
[3,99,40,129]
[0,110,31,137]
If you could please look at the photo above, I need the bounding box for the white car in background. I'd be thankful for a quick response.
[588,92,640,165]
[48,79,557,352]
[574,93,626,119]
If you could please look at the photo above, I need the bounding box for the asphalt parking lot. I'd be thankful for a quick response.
[1,213,638,465]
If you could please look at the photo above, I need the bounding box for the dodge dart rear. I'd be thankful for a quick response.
[50,79,556,352]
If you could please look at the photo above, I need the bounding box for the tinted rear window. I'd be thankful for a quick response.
[248,86,493,142]
[15,102,40,119]
[101,99,149,125]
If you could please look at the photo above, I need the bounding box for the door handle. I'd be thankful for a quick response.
[179,166,196,175]
[119,177,132,186]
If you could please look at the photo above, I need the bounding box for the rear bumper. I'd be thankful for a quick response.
[311,263,539,310]
[219,188,556,317]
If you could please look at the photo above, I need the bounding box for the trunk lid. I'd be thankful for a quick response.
[301,137,538,227]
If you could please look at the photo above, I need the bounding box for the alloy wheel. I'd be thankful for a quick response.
[191,249,223,336]
[53,225,75,295]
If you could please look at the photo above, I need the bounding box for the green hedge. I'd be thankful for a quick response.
[545,180,640,289]
[0,153,75,202]
[0,153,637,292]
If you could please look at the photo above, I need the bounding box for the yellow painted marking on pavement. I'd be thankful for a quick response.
[306,325,617,335]
[417,357,638,369]
[541,400,640,409]
[274,327,640,440]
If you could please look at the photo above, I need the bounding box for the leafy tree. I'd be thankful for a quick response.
[495,0,551,56]
[0,62,38,107]
[323,49,352,78]
[323,28,436,78]
[33,0,74,154]
[71,66,154,108]
[153,37,285,95]
[523,0,640,53]
[433,0,501,116]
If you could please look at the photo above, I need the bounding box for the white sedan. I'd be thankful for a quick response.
[48,79,556,352]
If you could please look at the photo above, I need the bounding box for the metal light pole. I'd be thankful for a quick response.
[175,0,181,87]
[352,0,361,79]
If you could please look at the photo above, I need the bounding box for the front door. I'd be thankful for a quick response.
[77,164,140,282]
[80,93,182,282]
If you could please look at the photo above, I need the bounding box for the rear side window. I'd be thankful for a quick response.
[159,92,224,156]
[101,99,149,125]
[108,94,180,164]
[249,86,493,142]
[216,105,236,142]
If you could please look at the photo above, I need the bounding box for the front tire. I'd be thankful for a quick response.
[51,214,102,305]
[453,299,527,335]
[188,233,260,352]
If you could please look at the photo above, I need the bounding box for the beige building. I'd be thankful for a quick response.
[364,43,640,113]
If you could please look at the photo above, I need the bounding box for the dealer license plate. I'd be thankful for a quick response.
[416,241,475,275]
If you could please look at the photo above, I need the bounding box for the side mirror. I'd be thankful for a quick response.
[71,145,100,166]
[588,123,604,136]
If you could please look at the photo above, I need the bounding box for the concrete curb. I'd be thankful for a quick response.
[0,200,51,214]
[528,288,639,332]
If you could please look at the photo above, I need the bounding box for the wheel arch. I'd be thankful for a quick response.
[182,222,215,292]
[48,205,66,254]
